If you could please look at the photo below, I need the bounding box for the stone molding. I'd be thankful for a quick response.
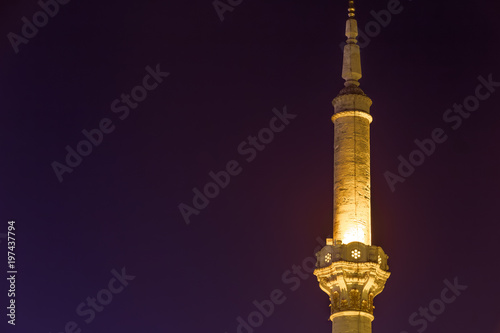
[332,92,372,114]
[314,242,390,318]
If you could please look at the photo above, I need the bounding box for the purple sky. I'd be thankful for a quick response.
[1,0,499,332]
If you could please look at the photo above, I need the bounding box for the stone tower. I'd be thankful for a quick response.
[314,1,390,333]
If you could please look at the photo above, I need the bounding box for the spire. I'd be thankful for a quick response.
[341,0,362,88]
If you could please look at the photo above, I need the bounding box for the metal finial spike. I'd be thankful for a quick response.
[348,0,355,18]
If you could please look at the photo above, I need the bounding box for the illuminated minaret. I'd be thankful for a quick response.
[314,1,390,333]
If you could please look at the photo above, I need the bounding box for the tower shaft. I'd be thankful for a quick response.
[332,110,372,245]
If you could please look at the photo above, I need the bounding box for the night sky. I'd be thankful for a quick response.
[1,0,499,332]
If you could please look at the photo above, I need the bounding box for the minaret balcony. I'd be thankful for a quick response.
[315,241,389,270]
[314,241,390,320]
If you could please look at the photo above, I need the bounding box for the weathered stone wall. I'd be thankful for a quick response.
[332,111,372,245]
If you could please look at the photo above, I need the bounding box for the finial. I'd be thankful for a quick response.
[348,0,355,18]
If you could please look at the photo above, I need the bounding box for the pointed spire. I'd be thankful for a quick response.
[333,0,371,113]
[341,0,362,88]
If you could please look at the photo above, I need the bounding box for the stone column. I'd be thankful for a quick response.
[332,93,372,245]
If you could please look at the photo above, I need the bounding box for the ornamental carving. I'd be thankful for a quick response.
[361,293,374,314]
[332,291,340,312]
[349,289,360,309]
[314,243,390,320]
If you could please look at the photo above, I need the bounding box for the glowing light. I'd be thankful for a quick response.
[325,253,332,263]
[341,222,367,245]
[351,249,361,259]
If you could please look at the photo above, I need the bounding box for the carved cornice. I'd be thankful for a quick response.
[331,110,373,123]
[332,92,372,114]
[315,242,389,270]
[314,242,390,319]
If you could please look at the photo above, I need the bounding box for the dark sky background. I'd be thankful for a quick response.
[0,0,499,332]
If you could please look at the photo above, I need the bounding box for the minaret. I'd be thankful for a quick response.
[314,1,390,333]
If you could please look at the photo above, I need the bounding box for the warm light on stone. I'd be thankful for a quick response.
[314,2,390,332]
[341,221,369,245]
[332,107,373,246]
